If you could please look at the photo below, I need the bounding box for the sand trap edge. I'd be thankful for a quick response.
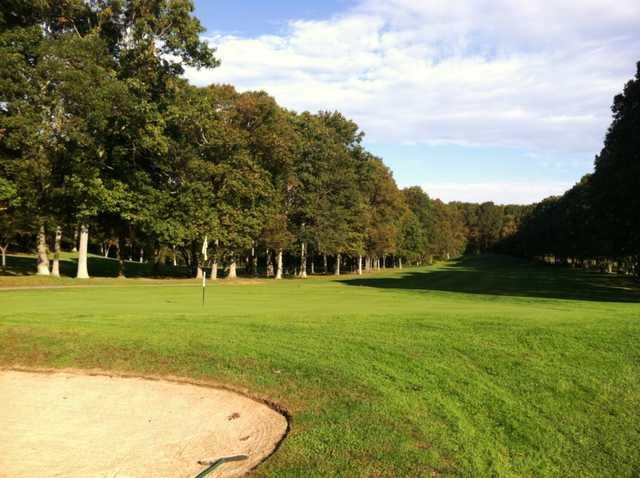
[1,365,292,476]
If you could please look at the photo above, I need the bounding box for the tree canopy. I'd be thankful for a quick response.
[1,2,637,279]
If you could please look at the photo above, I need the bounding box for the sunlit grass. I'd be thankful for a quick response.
[1,255,639,477]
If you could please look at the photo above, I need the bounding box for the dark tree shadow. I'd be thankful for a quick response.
[1,254,191,278]
[339,255,640,303]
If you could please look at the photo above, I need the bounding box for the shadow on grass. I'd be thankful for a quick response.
[1,254,191,278]
[340,254,640,303]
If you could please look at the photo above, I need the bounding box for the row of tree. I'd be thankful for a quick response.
[500,62,640,276]
[0,0,476,279]
[2,3,635,279]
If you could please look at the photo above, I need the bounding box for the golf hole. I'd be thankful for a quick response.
[0,369,289,477]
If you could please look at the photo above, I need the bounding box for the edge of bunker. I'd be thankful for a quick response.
[1,365,293,477]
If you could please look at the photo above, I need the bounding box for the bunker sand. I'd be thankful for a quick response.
[0,370,288,477]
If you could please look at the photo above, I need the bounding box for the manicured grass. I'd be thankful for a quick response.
[1,255,639,477]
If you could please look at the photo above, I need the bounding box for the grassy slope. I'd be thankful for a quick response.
[1,255,639,477]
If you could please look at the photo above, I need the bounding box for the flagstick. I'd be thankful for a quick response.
[201,235,208,307]
[202,270,206,306]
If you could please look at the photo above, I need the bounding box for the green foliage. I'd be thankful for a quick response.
[504,63,639,274]
[0,176,16,210]
[2,2,637,278]
[402,187,469,261]
[592,62,640,257]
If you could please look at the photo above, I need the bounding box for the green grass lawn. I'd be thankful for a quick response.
[1,255,639,477]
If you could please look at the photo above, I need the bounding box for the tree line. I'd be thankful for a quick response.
[499,63,640,277]
[1,2,636,280]
[0,1,478,279]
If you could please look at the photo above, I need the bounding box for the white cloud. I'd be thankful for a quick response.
[185,0,640,158]
[187,0,640,152]
[423,181,572,205]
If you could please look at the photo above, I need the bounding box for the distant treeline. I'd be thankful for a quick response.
[500,63,640,277]
[450,63,639,277]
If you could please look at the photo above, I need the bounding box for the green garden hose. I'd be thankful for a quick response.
[194,454,249,478]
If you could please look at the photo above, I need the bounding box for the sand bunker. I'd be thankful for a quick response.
[0,370,288,478]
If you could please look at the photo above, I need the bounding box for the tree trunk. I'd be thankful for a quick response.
[334,253,341,276]
[193,241,201,278]
[172,245,177,266]
[299,242,307,278]
[275,249,283,279]
[117,232,126,278]
[76,225,90,279]
[202,236,208,263]
[72,225,78,252]
[310,257,315,275]
[399,257,403,269]
[323,254,328,274]
[251,244,258,277]
[51,226,62,277]
[0,245,7,270]
[153,246,160,268]
[358,255,363,275]
[36,224,50,276]
[227,257,237,279]
[266,249,274,277]
[139,248,144,263]
[211,239,220,279]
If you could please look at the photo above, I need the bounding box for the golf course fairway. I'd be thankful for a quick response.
[1,255,639,477]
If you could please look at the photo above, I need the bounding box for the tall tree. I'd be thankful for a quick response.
[592,62,640,262]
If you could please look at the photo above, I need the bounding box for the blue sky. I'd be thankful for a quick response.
[189,0,640,204]
[194,1,356,36]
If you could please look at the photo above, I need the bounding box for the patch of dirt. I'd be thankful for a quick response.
[0,369,288,477]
